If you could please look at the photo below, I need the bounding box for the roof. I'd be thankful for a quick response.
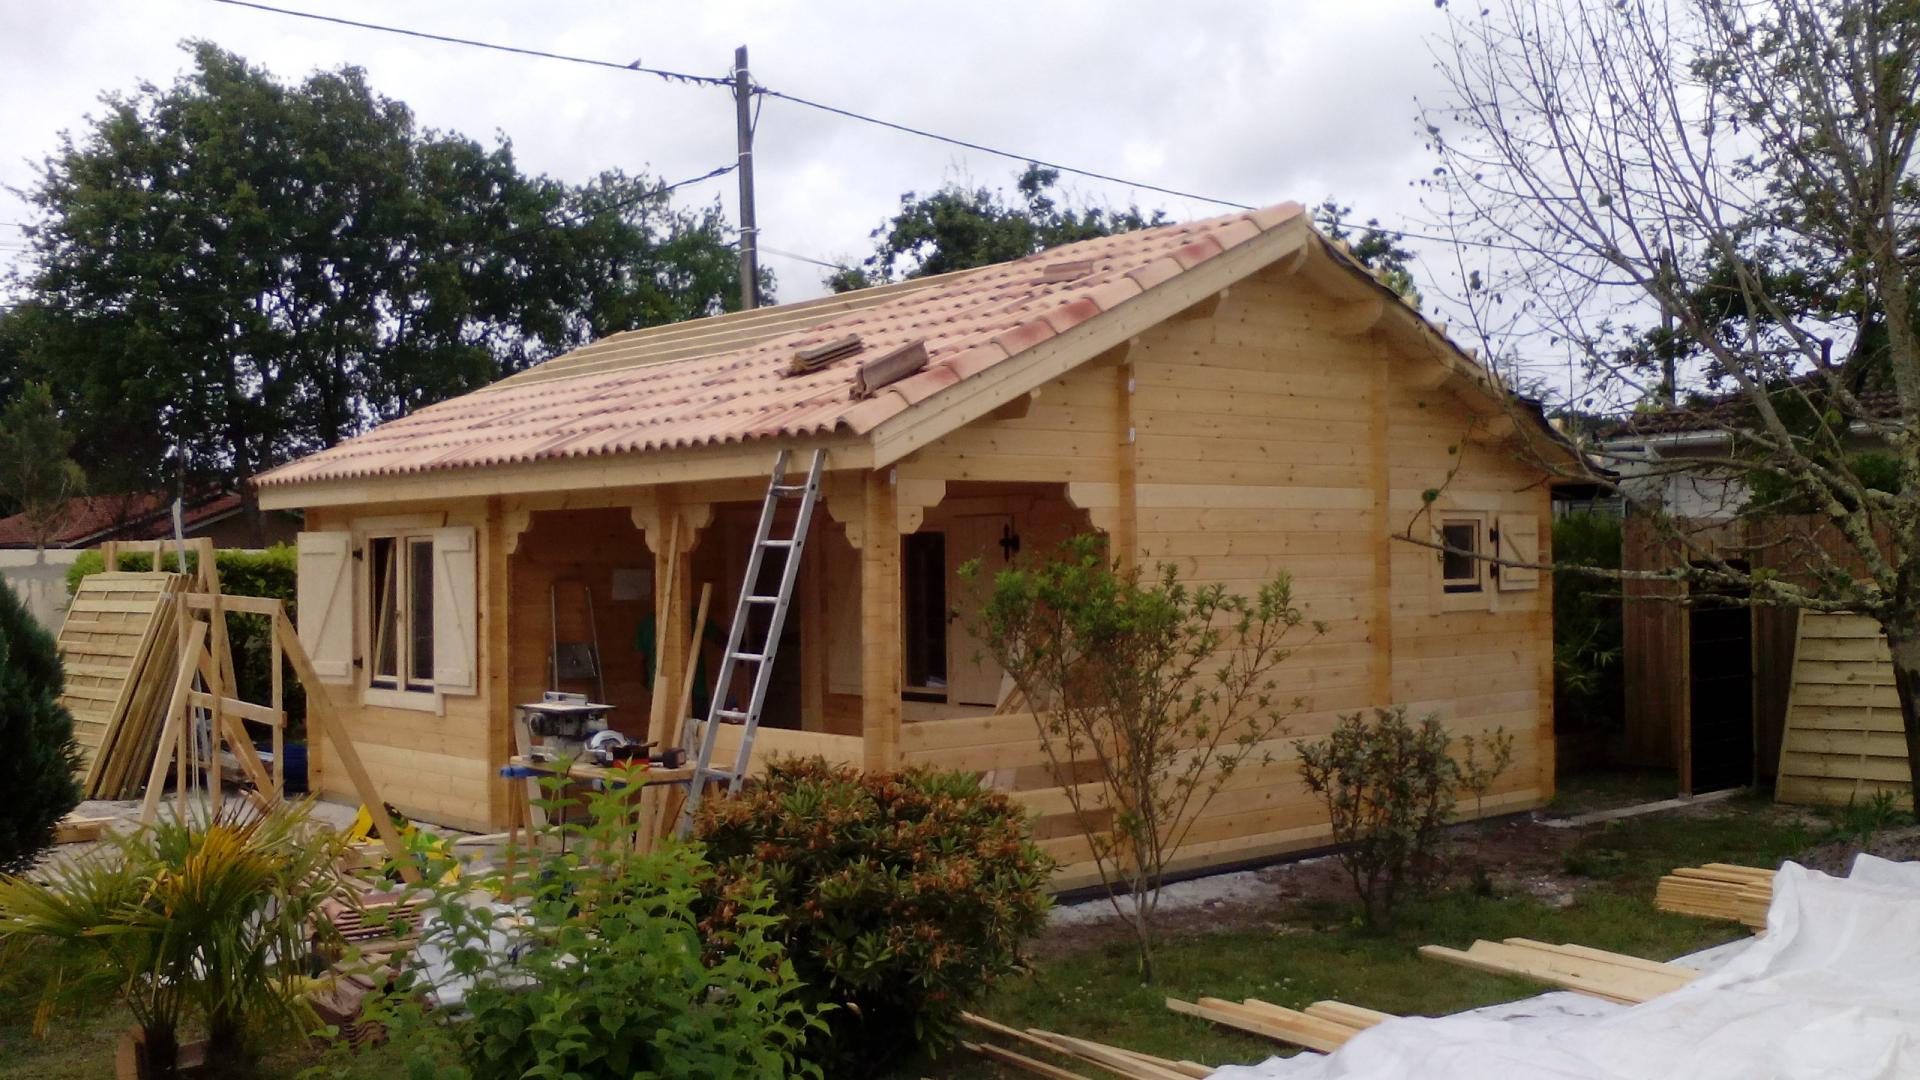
[0,492,244,548]
[254,204,1308,491]
[1599,381,1898,438]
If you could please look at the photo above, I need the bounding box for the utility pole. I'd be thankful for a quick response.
[733,45,760,310]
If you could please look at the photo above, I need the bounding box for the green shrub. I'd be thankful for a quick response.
[0,578,81,873]
[695,758,1053,1077]
[0,801,347,1077]
[1552,512,1624,739]
[342,769,823,1080]
[1297,707,1513,924]
[68,544,304,740]
[1828,790,1910,845]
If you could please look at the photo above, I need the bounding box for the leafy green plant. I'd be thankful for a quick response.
[339,766,823,1080]
[0,573,81,873]
[0,800,347,1077]
[1297,707,1514,924]
[694,758,1053,1076]
[69,544,305,740]
[961,534,1319,981]
[1827,790,1910,845]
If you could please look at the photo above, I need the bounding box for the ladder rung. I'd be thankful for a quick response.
[771,484,809,496]
[730,651,766,663]
[714,708,751,722]
[760,538,796,549]
[745,594,780,604]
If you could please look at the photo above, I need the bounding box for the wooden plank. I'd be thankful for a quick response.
[139,623,209,825]
[861,470,902,772]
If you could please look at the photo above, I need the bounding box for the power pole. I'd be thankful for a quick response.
[733,45,760,310]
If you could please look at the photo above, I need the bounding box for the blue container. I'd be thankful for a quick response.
[281,742,309,794]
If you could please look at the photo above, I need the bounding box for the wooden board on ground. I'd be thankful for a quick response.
[1166,995,1386,1054]
[1776,611,1912,809]
[1655,863,1775,930]
[1417,938,1697,1004]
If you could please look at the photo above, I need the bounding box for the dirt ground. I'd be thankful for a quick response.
[1032,785,1825,960]
[1796,824,1920,876]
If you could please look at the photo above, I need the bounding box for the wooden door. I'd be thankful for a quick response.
[945,514,1013,706]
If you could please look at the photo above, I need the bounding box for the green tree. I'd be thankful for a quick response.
[827,164,1166,291]
[0,382,86,549]
[11,44,755,539]
[0,577,81,874]
[1312,199,1422,307]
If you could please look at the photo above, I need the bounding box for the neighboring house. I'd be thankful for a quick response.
[256,203,1573,884]
[0,492,299,632]
[0,491,299,550]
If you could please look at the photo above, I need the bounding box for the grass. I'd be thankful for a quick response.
[1545,767,1681,816]
[0,793,1824,1079]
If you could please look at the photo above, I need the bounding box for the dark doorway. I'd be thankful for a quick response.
[1688,566,1754,793]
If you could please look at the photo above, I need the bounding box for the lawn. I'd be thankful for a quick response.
[0,789,1827,1079]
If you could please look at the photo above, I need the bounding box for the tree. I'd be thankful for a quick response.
[9,44,756,539]
[963,536,1319,980]
[0,574,81,874]
[827,164,1166,291]
[1312,199,1423,308]
[1421,1,1920,794]
[0,382,86,551]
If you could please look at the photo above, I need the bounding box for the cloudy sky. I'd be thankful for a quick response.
[1,1,1553,384]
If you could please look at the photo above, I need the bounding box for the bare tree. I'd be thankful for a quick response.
[1412,0,1920,791]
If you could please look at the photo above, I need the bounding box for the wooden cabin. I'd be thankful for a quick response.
[255,203,1568,886]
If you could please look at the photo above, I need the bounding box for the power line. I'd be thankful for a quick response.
[759,245,853,272]
[753,87,1257,212]
[208,0,733,87]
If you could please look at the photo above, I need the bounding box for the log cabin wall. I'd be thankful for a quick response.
[304,501,501,831]
[894,265,1557,885]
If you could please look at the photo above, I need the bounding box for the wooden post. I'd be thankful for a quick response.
[648,519,689,751]
[270,628,284,796]
[272,610,420,883]
[1113,361,1139,571]
[861,470,902,773]
[1369,352,1394,708]
[140,622,210,826]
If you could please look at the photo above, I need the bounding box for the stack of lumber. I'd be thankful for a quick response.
[1418,938,1698,1005]
[1654,863,1775,930]
[57,572,190,798]
[961,1012,1212,1079]
[1165,995,1389,1053]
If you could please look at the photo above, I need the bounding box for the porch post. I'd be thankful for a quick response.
[861,469,902,772]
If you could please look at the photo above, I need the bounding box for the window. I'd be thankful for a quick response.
[368,533,435,694]
[901,532,948,694]
[1440,519,1484,594]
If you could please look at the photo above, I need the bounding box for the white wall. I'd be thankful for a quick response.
[0,550,84,632]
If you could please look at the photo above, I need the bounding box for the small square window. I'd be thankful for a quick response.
[1441,520,1483,594]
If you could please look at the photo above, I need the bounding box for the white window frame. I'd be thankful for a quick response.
[361,529,443,713]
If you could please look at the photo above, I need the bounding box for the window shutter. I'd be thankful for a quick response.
[431,526,479,694]
[1497,514,1541,591]
[295,531,355,683]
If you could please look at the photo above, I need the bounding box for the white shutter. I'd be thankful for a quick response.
[295,531,355,683]
[431,526,479,694]
[1497,514,1541,591]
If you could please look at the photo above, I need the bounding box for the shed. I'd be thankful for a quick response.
[256,203,1567,886]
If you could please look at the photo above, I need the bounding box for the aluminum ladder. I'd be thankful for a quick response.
[675,448,826,835]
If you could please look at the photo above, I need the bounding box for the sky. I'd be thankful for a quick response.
[0,1,1557,388]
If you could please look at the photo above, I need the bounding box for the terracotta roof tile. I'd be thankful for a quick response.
[0,492,244,548]
[256,203,1307,490]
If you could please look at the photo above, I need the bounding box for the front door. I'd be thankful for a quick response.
[945,514,1013,707]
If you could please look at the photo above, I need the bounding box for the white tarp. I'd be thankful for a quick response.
[1213,856,1920,1080]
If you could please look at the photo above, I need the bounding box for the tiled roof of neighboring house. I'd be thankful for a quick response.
[1599,382,1899,438]
[0,492,245,549]
[254,204,1308,489]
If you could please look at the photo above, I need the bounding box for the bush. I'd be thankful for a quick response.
[1552,513,1624,739]
[68,544,304,739]
[695,758,1053,1076]
[1297,707,1512,924]
[0,801,347,1077]
[0,578,81,873]
[343,769,823,1080]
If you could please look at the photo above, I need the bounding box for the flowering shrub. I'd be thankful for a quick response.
[695,758,1052,1076]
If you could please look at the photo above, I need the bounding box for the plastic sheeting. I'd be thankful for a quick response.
[1212,856,1920,1080]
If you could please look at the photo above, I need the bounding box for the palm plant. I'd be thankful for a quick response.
[0,800,347,1076]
